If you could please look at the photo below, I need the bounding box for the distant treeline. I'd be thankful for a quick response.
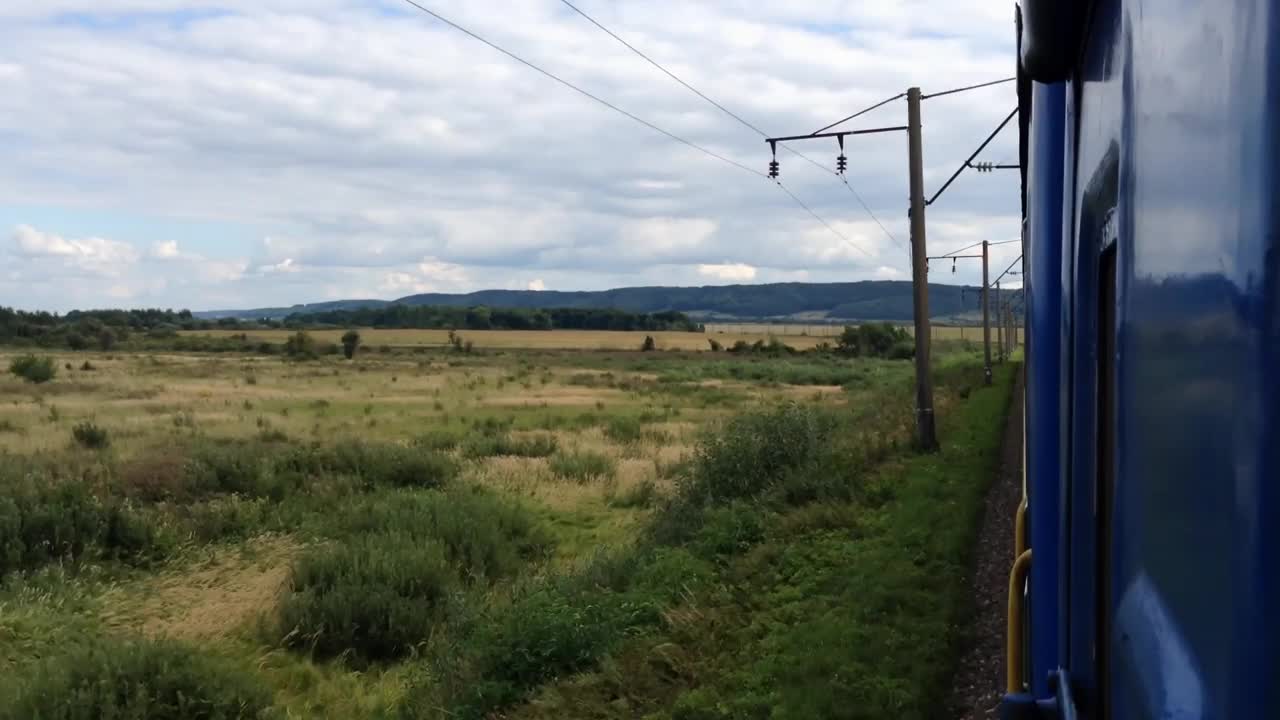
[0,304,701,350]
[283,305,702,332]
[0,307,208,350]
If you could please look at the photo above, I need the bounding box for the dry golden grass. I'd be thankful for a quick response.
[100,535,301,641]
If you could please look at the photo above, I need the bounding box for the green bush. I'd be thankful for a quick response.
[837,322,911,358]
[71,421,110,450]
[278,533,456,662]
[183,441,280,498]
[323,487,553,581]
[0,474,165,577]
[460,433,557,459]
[282,330,318,359]
[9,355,56,384]
[548,449,616,483]
[0,636,273,720]
[603,415,643,444]
[341,329,361,360]
[279,487,552,663]
[681,403,836,504]
[414,548,711,719]
[299,441,458,489]
[413,429,462,451]
[182,439,458,500]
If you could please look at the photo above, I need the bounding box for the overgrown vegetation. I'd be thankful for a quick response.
[0,341,1008,720]
[548,449,617,483]
[0,636,274,720]
[399,362,1012,719]
[276,487,553,663]
[0,465,166,577]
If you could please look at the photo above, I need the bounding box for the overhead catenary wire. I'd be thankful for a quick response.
[396,0,764,178]
[921,76,1016,100]
[555,0,905,256]
[556,0,766,136]
[775,180,877,261]
[398,0,869,266]
[811,92,907,135]
[935,237,1018,258]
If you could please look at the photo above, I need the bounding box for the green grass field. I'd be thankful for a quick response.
[0,343,1013,719]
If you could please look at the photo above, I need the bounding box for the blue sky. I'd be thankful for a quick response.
[0,1,1021,312]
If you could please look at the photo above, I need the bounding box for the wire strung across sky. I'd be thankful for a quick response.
[397,0,883,266]
[555,0,904,257]
[396,0,762,178]
[935,237,1019,258]
[921,76,1016,100]
[807,76,1015,138]
[775,181,875,261]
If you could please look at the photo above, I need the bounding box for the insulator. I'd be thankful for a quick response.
[836,154,847,174]
[952,259,957,273]
[768,160,779,179]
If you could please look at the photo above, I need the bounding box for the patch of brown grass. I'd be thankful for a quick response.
[101,535,301,642]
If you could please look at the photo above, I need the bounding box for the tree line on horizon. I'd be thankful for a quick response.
[0,304,702,351]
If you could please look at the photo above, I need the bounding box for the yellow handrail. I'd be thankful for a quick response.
[1006,548,1033,693]
[1015,498,1028,558]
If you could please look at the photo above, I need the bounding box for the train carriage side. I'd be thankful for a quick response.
[1008,1,1280,718]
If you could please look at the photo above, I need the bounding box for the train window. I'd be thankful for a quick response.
[1096,239,1117,718]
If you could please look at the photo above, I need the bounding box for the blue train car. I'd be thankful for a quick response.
[1005,1,1280,717]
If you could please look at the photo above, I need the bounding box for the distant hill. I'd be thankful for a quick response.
[197,281,1013,324]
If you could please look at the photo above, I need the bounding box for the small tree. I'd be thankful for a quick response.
[66,332,89,351]
[641,335,656,352]
[98,327,117,352]
[283,331,317,359]
[341,330,361,360]
[10,355,56,384]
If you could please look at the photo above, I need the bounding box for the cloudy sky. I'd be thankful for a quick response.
[0,1,1023,312]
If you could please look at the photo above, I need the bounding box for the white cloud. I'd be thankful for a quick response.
[698,262,757,281]
[11,224,140,277]
[0,2,1021,310]
[874,265,905,280]
[527,278,546,291]
[257,257,299,274]
[151,240,180,259]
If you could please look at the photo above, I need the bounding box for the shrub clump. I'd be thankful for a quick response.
[548,449,617,483]
[277,487,553,663]
[182,439,458,500]
[681,403,836,504]
[460,432,558,459]
[9,355,56,384]
[279,534,455,662]
[71,421,111,449]
[603,416,644,444]
[0,478,164,577]
[836,322,913,359]
[0,636,274,720]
